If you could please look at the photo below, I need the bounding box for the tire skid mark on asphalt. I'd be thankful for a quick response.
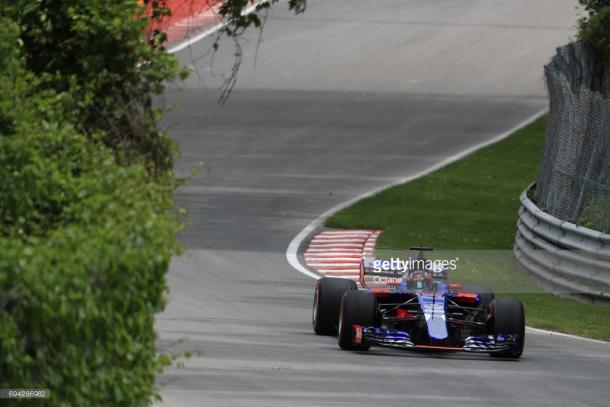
[303,229,381,281]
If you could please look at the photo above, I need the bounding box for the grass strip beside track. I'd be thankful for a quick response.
[326,117,610,340]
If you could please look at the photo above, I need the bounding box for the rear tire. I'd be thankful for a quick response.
[313,277,357,335]
[489,298,525,358]
[337,290,377,350]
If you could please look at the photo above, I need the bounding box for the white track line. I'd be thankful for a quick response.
[282,109,610,344]
[164,2,604,346]
[286,110,546,279]
[168,1,267,54]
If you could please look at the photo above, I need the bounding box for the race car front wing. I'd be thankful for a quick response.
[356,325,519,353]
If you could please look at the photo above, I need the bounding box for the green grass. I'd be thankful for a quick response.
[327,117,610,340]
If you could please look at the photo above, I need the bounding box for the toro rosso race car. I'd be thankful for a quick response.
[312,247,525,358]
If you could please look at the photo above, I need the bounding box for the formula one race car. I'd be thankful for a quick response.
[312,247,525,358]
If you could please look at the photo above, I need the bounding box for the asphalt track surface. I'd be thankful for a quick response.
[156,1,610,406]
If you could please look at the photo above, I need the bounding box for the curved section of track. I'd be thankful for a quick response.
[156,1,610,406]
[303,229,379,279]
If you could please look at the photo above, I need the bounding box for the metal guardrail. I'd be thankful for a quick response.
[514,183,610,305]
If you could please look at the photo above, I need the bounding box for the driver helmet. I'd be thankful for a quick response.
[430,262,449,284]
[403,265,433,290]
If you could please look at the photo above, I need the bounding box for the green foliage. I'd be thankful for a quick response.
[0,0,184,175]
[577,193,610,232]
[0,18,179,406]
[327,118,548,250]
[0,0,306,172]
[0,0,307,404]
[578,0,610,95]
[0,193,178,405]
[579,0,610,48]
[0,22,25,136]
[326,117,610,340]
[212,0,307,102]
[219,0,306,35]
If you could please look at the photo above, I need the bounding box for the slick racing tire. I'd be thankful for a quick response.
[337,290,377,350]
[489,298,525,358]
[313,277,357,335]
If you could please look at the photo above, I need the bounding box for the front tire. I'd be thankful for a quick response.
[490,298,525,358]
[337,290,377,350]
[313,277,357,335]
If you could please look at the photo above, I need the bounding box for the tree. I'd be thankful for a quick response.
[0,1,305,404]
[0,0,307,174]
[579,0,610,95]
